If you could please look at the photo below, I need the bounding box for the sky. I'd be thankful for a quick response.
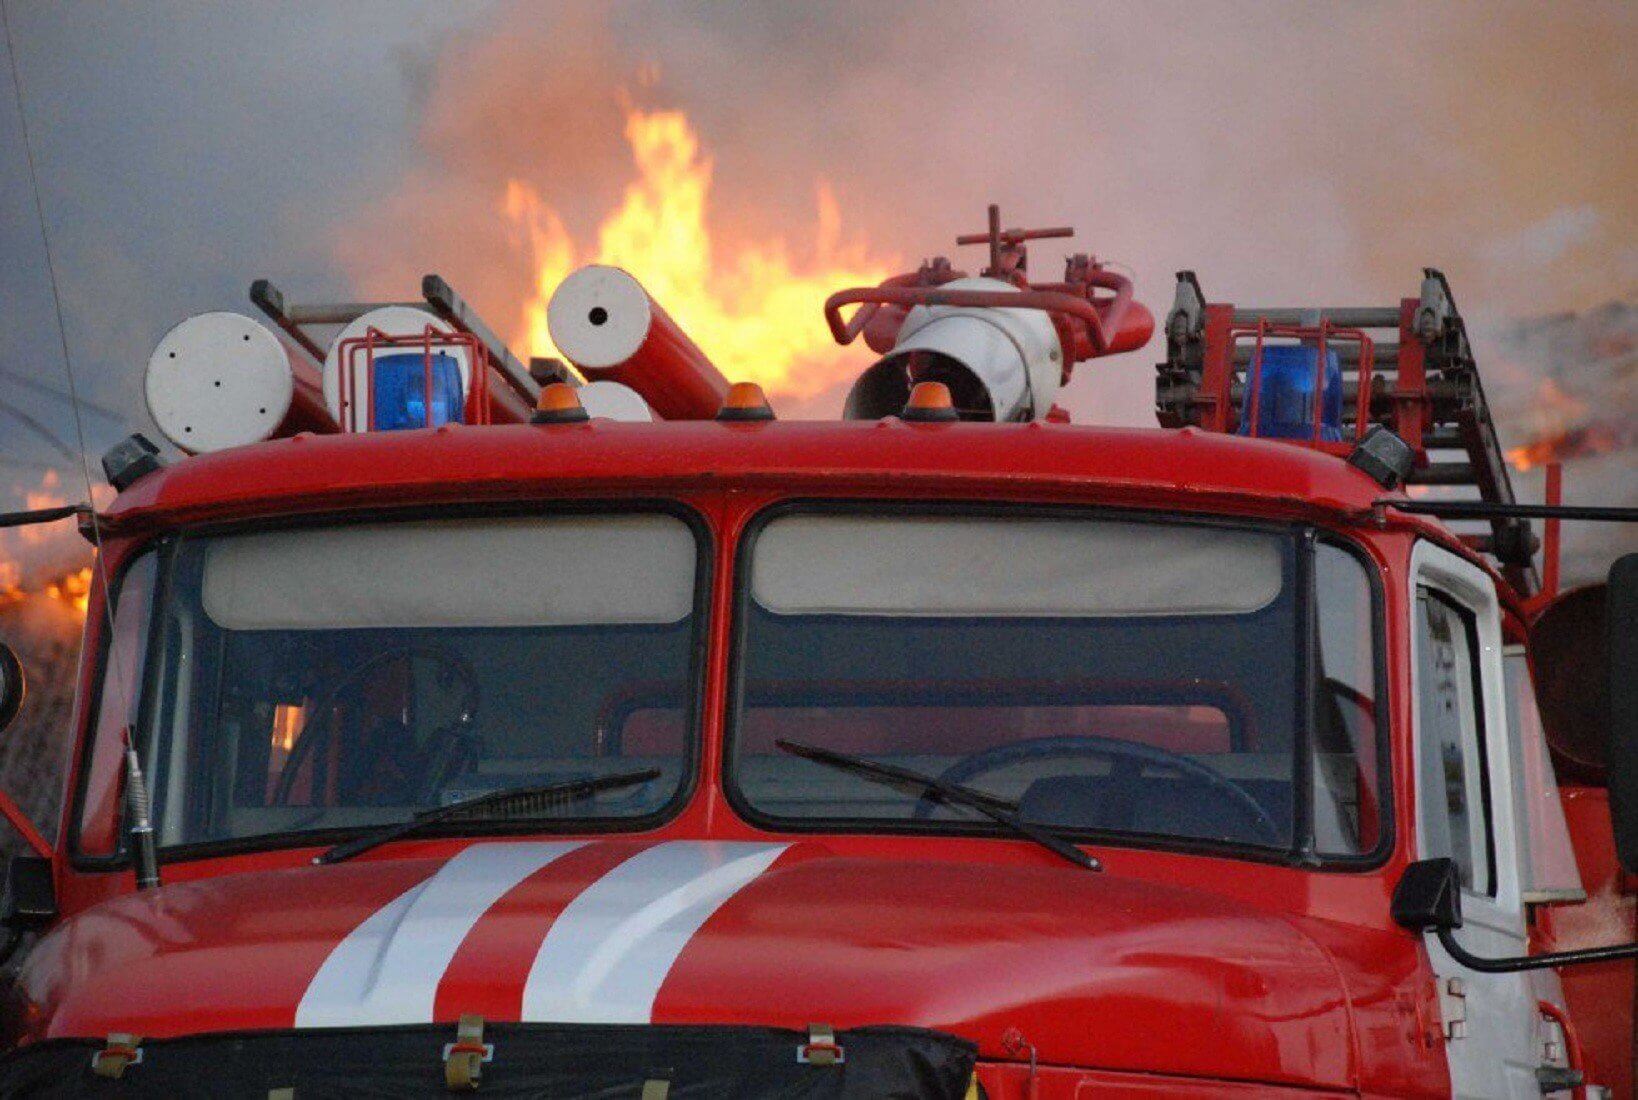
[1,0,1634,580]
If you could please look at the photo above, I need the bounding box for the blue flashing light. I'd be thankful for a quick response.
[1238,344,1344,441]
[371,351,465,431]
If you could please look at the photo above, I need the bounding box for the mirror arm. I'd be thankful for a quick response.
[1435,925,1638,974]
[0,503,85,529]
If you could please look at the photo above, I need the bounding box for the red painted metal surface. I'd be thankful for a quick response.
[1543,461,1564,598]
[276,339,339,436]
[10,832,1450,1093]
[1537,786,1636,1097]
[574,294,731,420]
[93,420,1404,537]
[13,438,1487,1096]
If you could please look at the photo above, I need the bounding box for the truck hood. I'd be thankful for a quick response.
[15,839,1355,1088]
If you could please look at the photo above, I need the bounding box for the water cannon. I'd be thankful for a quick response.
[829,205,1155,422]
[844,276,1062,421]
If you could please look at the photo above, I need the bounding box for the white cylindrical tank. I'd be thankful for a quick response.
[145,312,294,453]
[843,277,1063,422]
[577,380,654,422]
[546,265,730,420]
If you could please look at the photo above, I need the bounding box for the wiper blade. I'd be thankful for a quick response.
[315,768,661,865]
[774,740,1100,872]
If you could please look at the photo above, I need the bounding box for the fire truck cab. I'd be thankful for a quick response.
[0,218,1634,1097]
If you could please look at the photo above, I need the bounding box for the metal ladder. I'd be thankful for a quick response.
[1156,268,1538,594]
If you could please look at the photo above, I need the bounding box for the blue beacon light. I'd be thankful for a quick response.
[1238,344,1343,441]
[371,351,465,430]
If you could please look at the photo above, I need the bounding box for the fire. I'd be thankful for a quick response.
[1504,378,1631,471]
[18,470,66,546]
[1508,422,1628,472]
[43,567,91,617]
[504,108,895,400]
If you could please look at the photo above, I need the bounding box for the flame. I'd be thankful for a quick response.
[18,470,66,546]
[1508,422,1628,471]
[43,567,91,617]
[504,108,895,400]
[1505,377,1632,471]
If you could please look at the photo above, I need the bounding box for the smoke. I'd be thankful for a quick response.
[331,3,1637,426]
[1491,300,1638,585]
[326,1,1637,578]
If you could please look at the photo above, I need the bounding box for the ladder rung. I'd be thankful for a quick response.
[1410,462,1476,486]
[1230,307,1402,328]
[1234,343,1400,365]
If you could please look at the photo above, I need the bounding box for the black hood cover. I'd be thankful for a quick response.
[0,1021,977,1099]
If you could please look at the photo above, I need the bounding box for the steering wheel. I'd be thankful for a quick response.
[272,644,482,807]
[910,734,1283,846]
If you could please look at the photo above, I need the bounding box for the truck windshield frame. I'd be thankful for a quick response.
[724,500,1392,870]
[68,501,712,866]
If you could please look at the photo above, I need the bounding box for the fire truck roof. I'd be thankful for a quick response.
[100,419,1399,533]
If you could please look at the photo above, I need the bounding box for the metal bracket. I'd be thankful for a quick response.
[443,1013,493,1091]
[89,1034,144,1079]
[1438,976,1468,1041]
[797,1023,845,1066]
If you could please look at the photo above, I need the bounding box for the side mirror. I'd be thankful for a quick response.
[1607,553,1638,873]
[1393,855,1638,972]
[0,643,23,734]
[1391,857,1462,932]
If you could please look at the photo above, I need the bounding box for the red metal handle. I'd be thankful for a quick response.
[825,285,1115,353]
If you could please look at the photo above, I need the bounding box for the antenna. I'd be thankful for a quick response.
[5,0,145,865]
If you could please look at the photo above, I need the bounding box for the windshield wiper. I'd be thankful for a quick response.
[315,769,661,865]
[774,740,1100,872]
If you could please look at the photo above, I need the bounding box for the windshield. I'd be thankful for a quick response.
[729,510,1384,859]
[83,512,703,851]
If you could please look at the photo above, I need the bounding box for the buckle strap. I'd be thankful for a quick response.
[443,1014,493,1091]
[797,1023,845,1066]
[90,1033,143,1079]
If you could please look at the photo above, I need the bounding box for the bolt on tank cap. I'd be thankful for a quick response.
[717,382,775,422]
[901,381,959,423]
[531,383,590,425]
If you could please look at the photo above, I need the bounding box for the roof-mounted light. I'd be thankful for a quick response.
[901,381,959,423]
[717,382,775,422]
[531,383,590,425]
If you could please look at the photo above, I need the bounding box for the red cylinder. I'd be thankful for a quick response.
[547,266,730,420]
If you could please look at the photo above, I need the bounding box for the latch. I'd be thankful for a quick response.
[1438,976,1468,1041]
[443,1013,493,1090]
[90,1033,143,1079]
[797,1023,845,1066]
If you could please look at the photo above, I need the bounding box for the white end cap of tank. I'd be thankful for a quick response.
[322,305,471,428]
[546,265,654,370]
[145,311,293,453]
[578,380,654,422]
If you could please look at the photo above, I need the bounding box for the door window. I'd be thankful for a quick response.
[1415,588,1494,895]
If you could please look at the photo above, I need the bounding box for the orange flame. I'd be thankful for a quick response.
[43,567,91,617]
[504,108,895,400]
[1505,378,1631,471]
[1508,422,1627,471]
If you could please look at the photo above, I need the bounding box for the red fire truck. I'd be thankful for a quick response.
[0,209,1634,1096]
